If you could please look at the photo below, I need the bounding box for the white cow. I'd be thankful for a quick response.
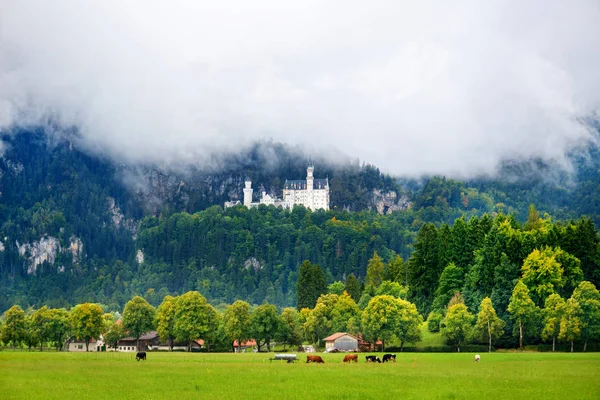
[474,354,480,362]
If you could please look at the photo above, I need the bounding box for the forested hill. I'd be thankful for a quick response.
[0,128,599,311]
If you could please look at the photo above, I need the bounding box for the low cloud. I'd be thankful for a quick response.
[1,0,599,176]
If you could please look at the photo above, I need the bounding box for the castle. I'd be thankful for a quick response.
[225,165,330,211]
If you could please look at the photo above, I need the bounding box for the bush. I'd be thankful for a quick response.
[427,311,443,333]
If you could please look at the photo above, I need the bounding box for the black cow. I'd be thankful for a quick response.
[136,351,147,361]
[382,353,396,363]
[365,355,381,363]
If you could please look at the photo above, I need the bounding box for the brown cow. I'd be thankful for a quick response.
[306,355,325,363]
[342,354,358,363]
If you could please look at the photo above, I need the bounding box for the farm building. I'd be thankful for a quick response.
[117,331,160,352]
[68,338,104,352]
[323,333,359,351]
[233,339,257,353]
[150,339,204,352]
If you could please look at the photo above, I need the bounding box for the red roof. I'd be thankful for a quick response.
[356,335,383,345]
[233,339,256,347]
[323,332,358,342]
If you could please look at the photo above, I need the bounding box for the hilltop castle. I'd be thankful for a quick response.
[225,165,330,211]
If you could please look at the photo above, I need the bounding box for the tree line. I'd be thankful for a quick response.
[2,274,598,353]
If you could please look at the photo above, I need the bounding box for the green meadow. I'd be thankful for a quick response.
[1,351,599,400]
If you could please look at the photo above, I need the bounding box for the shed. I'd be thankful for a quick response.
[323,333,359,351]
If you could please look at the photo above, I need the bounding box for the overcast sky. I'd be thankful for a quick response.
[1,0,599,176]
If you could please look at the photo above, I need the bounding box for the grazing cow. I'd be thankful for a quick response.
[365,355,381,363]
[136,351,147,361]
[474,354,480,362]
[306,355,325,363]
[342,354,358,363]
[382,353,396,363]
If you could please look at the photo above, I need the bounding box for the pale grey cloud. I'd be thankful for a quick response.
[1,0,599,176]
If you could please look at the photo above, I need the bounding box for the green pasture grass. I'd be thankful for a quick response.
[416,323,445,348]
[0,351,599,400]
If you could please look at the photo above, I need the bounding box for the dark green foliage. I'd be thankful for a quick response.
[407,223,442,314]
[1,128,600,314]
[432,263,464,311]
[296,261,327,310]
[344,274,361,303]
[427,311,443,333]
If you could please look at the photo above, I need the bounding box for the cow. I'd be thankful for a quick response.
[474,354,480,362]
[306,355,325,363]
[342,354,358,363]
[382,353,396,363]
[365,355,381,363]
[136,351,147,361]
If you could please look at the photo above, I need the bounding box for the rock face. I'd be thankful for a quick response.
[69,236,84,264]
[372,189,412,215]
[136,249,144,265]
[18,236,61,275]
[107,197,137,238]
[17,235,84,274]
[244,257,263,272]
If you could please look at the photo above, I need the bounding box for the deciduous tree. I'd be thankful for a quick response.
[375,280,408,299]
[250,303,280,351]
[507,281,539,350]
[361,295,422,351]
[45,308,70,351]
[366,252,384,289]
[521,247,565,307]
[473,297,505,353]
[541,294,565,352]
[224,300,252,353]
[277,308,302,351]
[122,296,156,351]
[156,295,178,351]
[331,292,361,334]
[1,305,26,349]
[174,291,215,352]
[571,281,600,351]
[559,298,581,352]
[442,303,474,352]
[69,303,104,351]
[327,281,345,295]
[304,294,339,347]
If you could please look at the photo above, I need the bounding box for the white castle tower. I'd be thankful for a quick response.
[243,180,253,207]
[306,164,314,210]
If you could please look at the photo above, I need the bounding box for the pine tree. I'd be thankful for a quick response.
[432,263,464,312]
[296,260,327,310]
[344,274,361,303]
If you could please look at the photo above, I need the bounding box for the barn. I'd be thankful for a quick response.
[117,331,160,352]
[323,333,359,352]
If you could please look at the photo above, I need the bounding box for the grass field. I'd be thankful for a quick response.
[1,351,599,400]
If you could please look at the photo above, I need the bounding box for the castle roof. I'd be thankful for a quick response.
[284,178,328,190]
